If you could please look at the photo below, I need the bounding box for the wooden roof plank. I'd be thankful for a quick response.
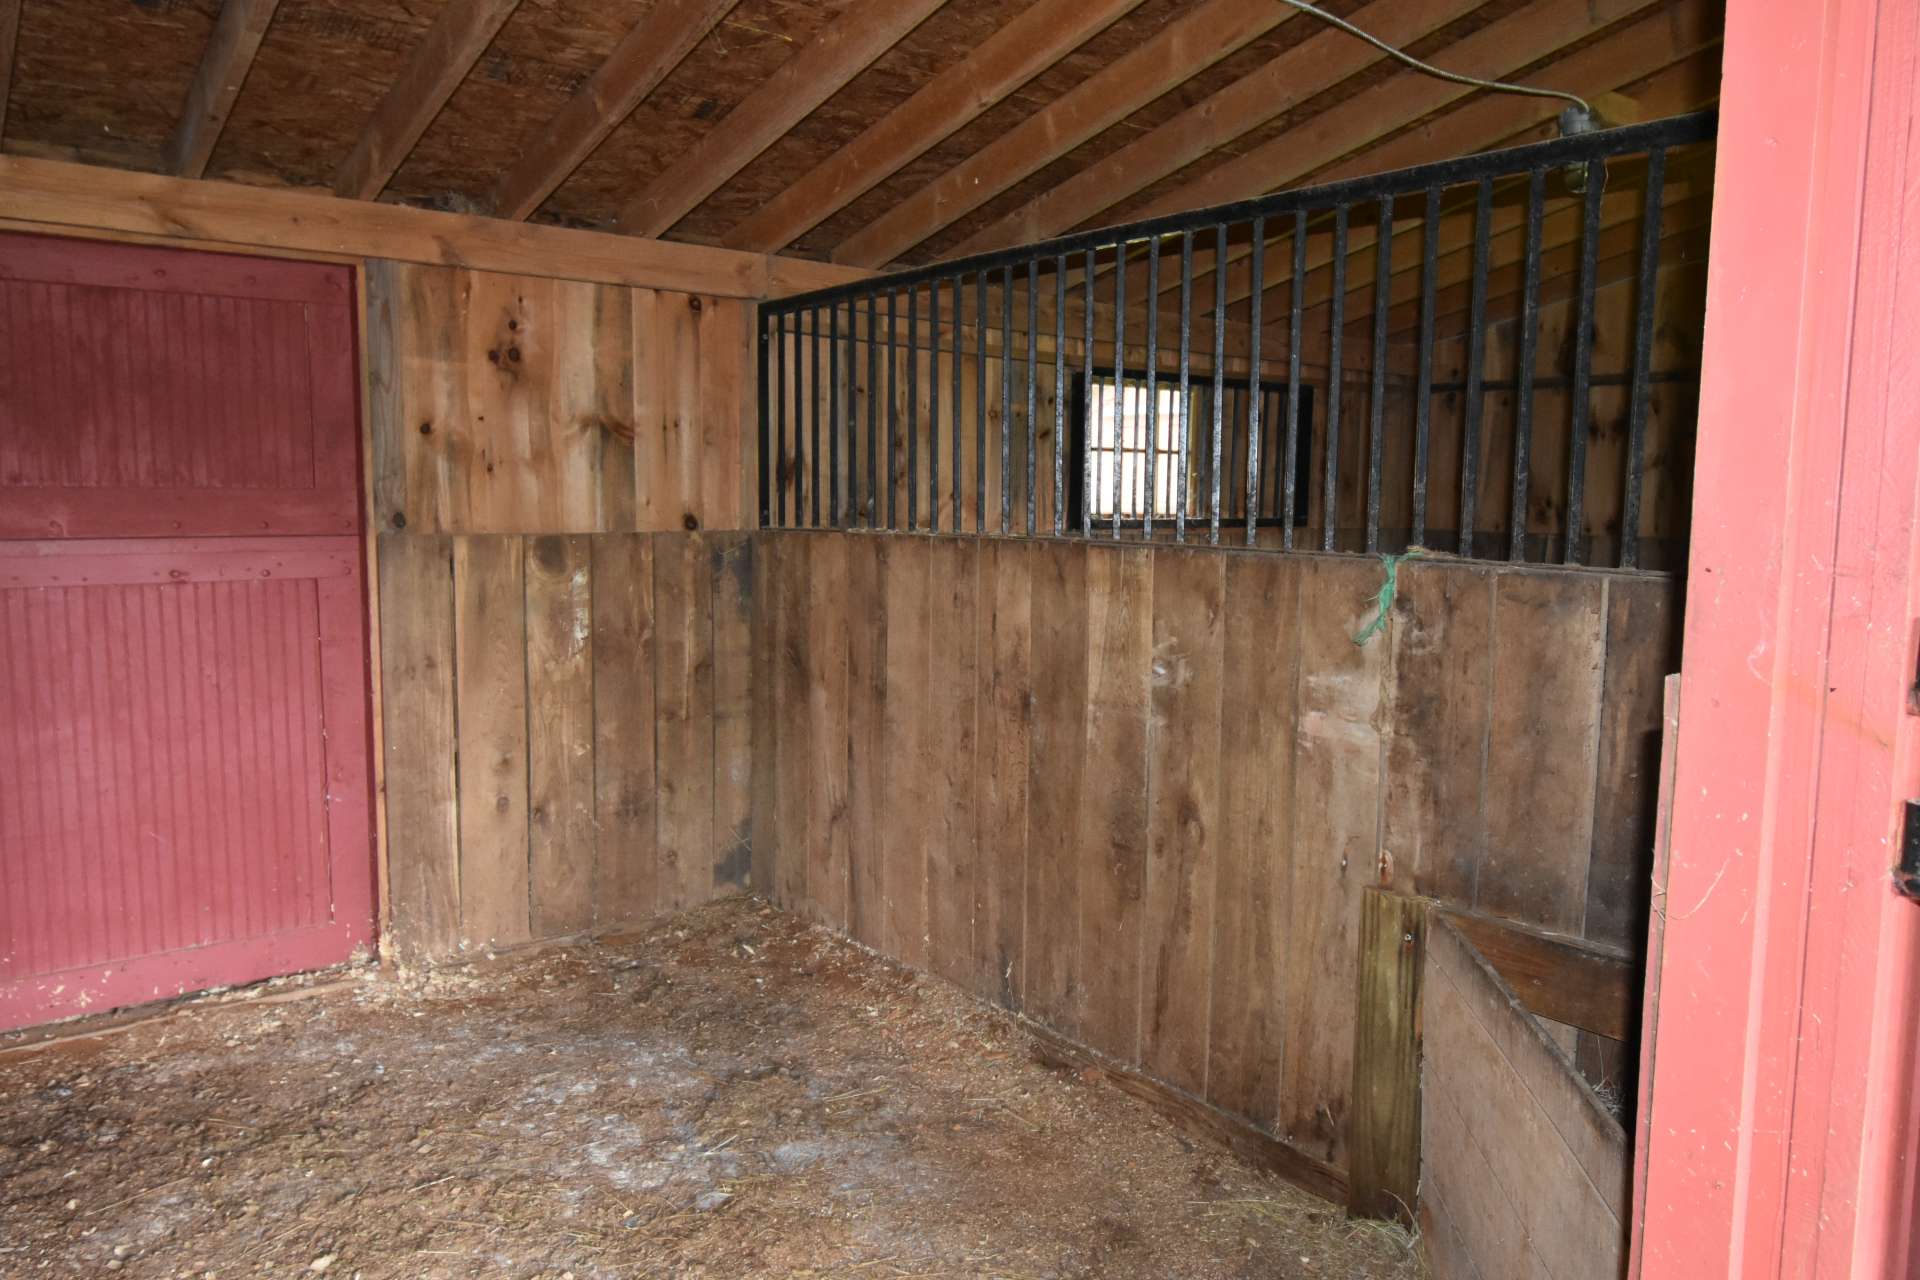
[333,0,523,201]
[491,0,740,222]
[0,155,869,299]
[721,0,1151,253]
[950,0,1490,259]
[827,0,1300,269]
[0,0,23,145]
[612,0,948,239]
[165,0,283,179]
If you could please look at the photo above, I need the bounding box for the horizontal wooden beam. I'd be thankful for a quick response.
[490,0,738,222]
[613,0,946,238]
[333,0,521,201]
[1439,907,1636,1041]
[0,156,869,300]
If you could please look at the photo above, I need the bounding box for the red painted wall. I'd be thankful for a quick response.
[1635,1,1920,1275]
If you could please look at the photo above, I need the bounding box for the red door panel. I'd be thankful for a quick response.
[0,234,373,1031]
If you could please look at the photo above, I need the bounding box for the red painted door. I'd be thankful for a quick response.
[0,233,374,1031]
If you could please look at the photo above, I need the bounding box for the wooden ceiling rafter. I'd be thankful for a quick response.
[332,0,523,201]
[611,0,949,239]
[720,0,1152,254]
[826,0,1306,270]
[490,0,740,222]
[948,0,1492,259]
[1141,0,1721,324]
[164,0,282,179]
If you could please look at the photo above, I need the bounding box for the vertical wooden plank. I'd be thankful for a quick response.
[805,535,851,927]
[592,532,657,926]
[1207,550,1301,1128]
[1077,544,1152,1064]
[770,533,812,913]
[524,533,595,937]
[1281,555,1387,1166]
[654,531,716,912]
[845,535,890,946]
[550,279,636,532]
[974,538,1032,1008]
[635,288,698,533]
[1141,546,1223,1094]
[748,532,780,898]
[364,260,408,535]
[462,272,560,532]
[1349,887,1425,1225]
[1479,571,1606,932]
[1585,574,1678,949]
[698,296,749,530]
[376,533,459,961]
[880,537,932,967]
[709,532,755,893]
[1025,539,1087,1034]
[453,534,530,948]
[1381,560,1493,906]
[926,537,980,987]
[394,263,470,534]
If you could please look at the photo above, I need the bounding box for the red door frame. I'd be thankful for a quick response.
[1635,0,1920,1275]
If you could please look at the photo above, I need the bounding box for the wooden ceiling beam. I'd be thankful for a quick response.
[0,155,869,300]
[1139,7,1723,319]
[0,0,23,145]
[828,0,1303,270]
[1130,0,1666,226]
[612,0,947,239]
[491,0,738,221]
[721,0,1150,254]
[949,0,1489,259]
[333,0,521,201]
[165,0,282,178]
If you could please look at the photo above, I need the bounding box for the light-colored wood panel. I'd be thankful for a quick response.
[845,536,890,948]
[591,532,658,925]
[880,536,933,968]
[653,532,717,913]
[926,538,981,988]
[975,538,1032,1009]
[525,533,595,936]
[1024,539,1088,1037]
[452,534,530,948]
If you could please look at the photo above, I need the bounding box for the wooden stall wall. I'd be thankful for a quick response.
[367,258,761,962]
[752,531,1674,1175]
[1419,915,1630,1280]
[377,531,753,962]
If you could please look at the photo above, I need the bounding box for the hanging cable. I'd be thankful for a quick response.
[1274,0,1595,119]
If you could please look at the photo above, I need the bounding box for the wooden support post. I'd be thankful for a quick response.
[1349,886,1425,1225]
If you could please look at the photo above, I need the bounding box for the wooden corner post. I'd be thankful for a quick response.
[1349,887,1426,1224]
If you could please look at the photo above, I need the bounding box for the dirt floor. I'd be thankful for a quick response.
[0,898,1424,1279]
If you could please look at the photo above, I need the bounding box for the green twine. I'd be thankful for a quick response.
[1352,548,1423,647]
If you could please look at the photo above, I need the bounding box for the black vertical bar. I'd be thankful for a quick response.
[921,282,936,537]
[829,304,841,526]
[1284,210,1305,550]
[774,309,787,527]
[1111,244,1127,539]
[1366,201,1392,553]
[1177,230,1195,543]
[1026,258,1038,536]
[953,278,964,532]
[1210,224,1227,545]
[1054,253,1067,536]
[1565,159,1604,565]
[1510,168,1547,563]
[1323,204,1348,552]
[1245,216,1264,546]
[810,305,821,527]
[1412,186,1440,547]
[757,308,771,527]
[1621,148,1666,570]
[1459,177,1492,558]
[977,272,988,534]
[886,290,898,530]
[1082,248,1097,538]
[846,301,860,527]
[866,294,879,528]
[907,285,919,532]
[1144,242,1160,540]
[1001,264,1014,536]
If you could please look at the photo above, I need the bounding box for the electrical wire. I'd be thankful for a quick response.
[1274,0,1594,117]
